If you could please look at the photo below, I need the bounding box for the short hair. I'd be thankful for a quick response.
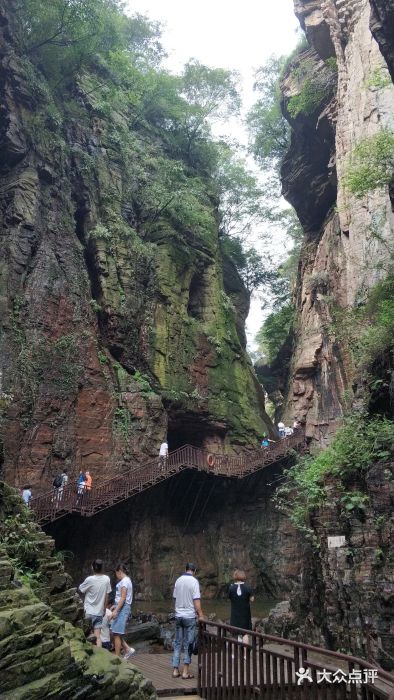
[92,559,103,573]
[185,562,197,572]
[233,569,246,582]
[115,563,129,575]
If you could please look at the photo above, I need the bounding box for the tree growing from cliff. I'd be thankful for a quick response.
[344,128,394,198]
[247,56,290,170]
[16,0,163,85]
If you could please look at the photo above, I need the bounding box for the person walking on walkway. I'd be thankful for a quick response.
[228,569,254,645]
[21,485,32,506]
[111,563,135,659]
[79,559,111,648]
[159,440,168,470]
[172,562,204,680]
[277,421,285,438]
[85,470,92,491]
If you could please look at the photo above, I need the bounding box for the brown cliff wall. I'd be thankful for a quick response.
[49,460,303,601]
[0,1,272,493]
[282,0,394,443]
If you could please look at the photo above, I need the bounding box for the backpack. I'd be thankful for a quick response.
[53,474,62,488]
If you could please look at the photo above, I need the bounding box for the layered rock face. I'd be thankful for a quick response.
[0,482,157,699]
[265,463,394,668]
[283,0,394,443]
[268,0,394,665]
[50,461,302,601]
[0,1,271,492]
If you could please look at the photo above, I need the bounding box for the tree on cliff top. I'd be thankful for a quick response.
[16,0,163,85]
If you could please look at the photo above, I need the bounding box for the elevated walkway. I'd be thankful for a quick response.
[30,431,306,524]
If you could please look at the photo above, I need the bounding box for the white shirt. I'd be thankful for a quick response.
[159,442,168,456]
[278,422,285,430]
[100,608,112,643]
[22,489,31,504]
[61,473,68,486]
[173,573,200,619]
[79,574,111,615]
[115,576,133,605]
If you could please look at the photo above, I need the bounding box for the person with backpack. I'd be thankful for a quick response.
[53,473,63,503]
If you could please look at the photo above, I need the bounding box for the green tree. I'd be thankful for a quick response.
[178,60,241,163]
[16,0,162,87]
[344,129,394,198]
[255,302,295,363]
[247,56,290,169]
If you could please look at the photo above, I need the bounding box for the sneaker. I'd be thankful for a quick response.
[124,648,136,659]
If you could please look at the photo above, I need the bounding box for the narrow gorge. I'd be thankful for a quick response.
[0,0,394,697]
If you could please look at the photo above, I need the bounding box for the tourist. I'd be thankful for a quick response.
[100,603,114,651]
[76,471,85,504]
[172,562,204,680]
[85,470,92,491]
[21,485,32,506]
[293,420,299,430]
[277,421,285,438]
[261,437,269,449]
[159,440,168,470]
[78,559,112,648]
[111,563,135,659]
[228,569,254,644]
[54,469,68,501]
[284,426,294,437]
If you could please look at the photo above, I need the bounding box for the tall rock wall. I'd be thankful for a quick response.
[283,0,394,443]
[49,461,302,601]
[0,1,271,492]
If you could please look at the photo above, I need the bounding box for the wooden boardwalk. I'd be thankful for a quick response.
[129,652,198,696]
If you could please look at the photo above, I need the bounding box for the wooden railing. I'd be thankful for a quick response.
[198,620,394,700]
[30,430,306,524]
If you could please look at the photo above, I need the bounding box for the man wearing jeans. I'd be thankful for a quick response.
[172,563,204,680]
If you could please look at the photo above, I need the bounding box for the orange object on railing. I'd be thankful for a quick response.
[29,430,306,525]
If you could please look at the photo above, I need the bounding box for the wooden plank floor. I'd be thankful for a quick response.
[129,652,198,696]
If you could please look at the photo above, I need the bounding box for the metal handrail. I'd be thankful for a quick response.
[198,620,394,700]
[29,430,306,524]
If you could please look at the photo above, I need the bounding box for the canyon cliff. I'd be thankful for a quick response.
[266,0,394,667]
[283,0,394,443]
[0,0,271,494]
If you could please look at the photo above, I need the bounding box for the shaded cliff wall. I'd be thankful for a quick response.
[49,460,303,601]
[0,1,271,492]
[284,0,394,443]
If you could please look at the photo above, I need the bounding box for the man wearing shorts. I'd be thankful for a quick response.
[79,559,111,648]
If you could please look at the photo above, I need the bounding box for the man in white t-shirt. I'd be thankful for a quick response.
[159,440,168,470]
[79,559,112,648]
[277,421,285,438]
[172,563,204,680]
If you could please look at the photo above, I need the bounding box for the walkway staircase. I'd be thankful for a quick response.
[30,430,306,525]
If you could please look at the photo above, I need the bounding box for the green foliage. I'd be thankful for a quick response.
[330,275,394,374]
[275,413,394,531]
[0,512,41,569]
[16,333,83,402]
[15,0,162,87]
[343,129,394,197]
[340,491,369,512]
[287,55,336,118]
[255,303,294,363]
[325,57,338,73]
[112,406,131,438]
[365,67,391,91]
[247,55,290,169]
